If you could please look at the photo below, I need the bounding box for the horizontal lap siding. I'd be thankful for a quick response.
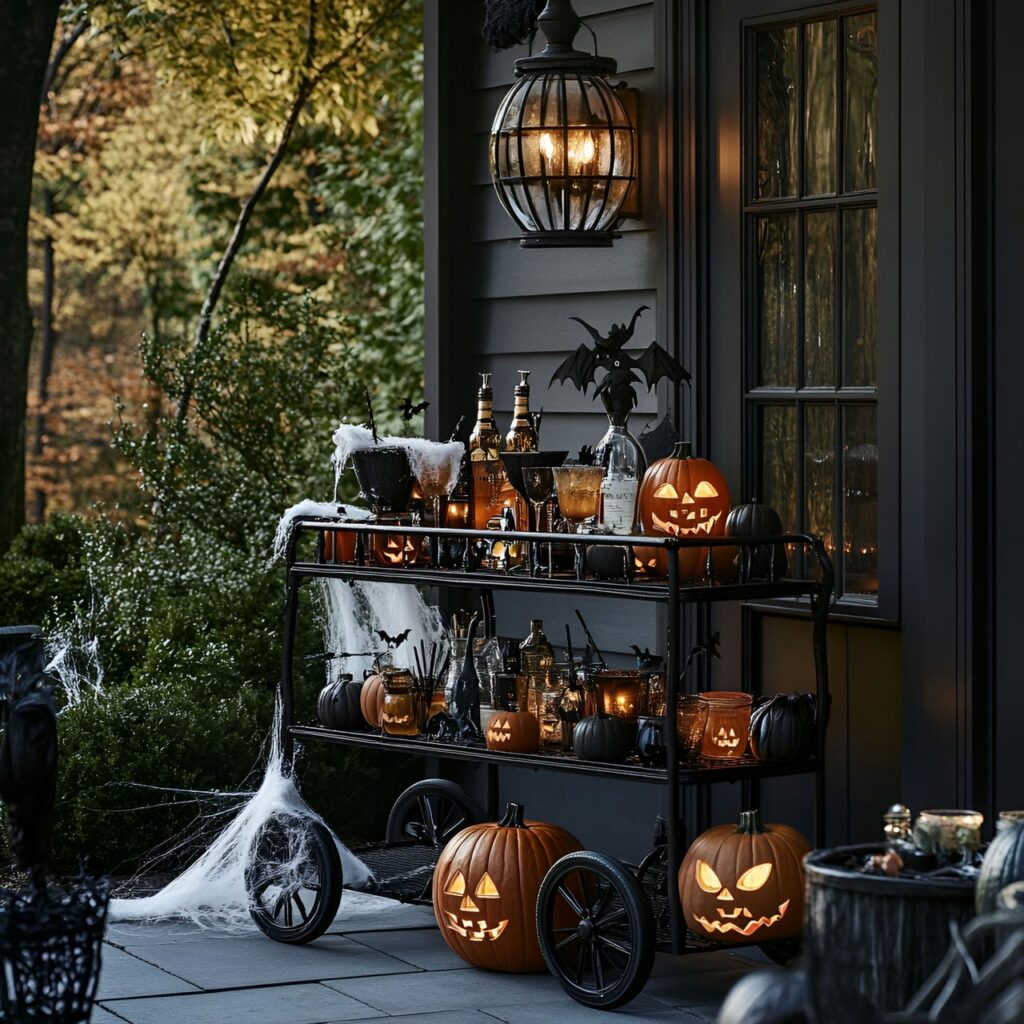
[443,0,663,662]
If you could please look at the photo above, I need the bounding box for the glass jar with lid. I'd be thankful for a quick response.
[698,691,752,760]
[380,668,420,737]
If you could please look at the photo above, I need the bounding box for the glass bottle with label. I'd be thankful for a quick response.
[597,424,644,535]
[469,373,506,530]
[504,370,539,452]
[518,619,554,722]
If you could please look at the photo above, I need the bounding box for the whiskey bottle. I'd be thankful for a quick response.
[468,373,506,530]
[504,370,539,452]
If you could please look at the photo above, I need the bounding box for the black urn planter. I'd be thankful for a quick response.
[350,446,415,514]
[804,844,975,1021]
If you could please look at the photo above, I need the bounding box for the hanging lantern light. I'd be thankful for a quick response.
[489,0,636,248]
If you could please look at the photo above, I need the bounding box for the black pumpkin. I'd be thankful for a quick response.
[572,712,632,763]
[585,543,630,580]
[717,969,811,1024]
[976,822,1024,914]
[749,694,816,763]
[726,500,789,579]
[317,676,365,731]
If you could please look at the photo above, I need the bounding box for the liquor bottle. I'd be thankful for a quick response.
[519,620,558,746]
[598,424,643,535]
[468,373,506,530]
[504,370,539,452]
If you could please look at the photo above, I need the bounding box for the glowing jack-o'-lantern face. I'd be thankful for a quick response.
[485,711,540,754]
[441,870,508,942]
[679,810,810,944]
[432,803,582,972]
[713,726,741,749]
[635,444,732,579]
[373,532,423,567]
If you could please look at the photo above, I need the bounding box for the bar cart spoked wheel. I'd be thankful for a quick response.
[260,516,833,1009]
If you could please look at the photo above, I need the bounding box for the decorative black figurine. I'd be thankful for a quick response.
[448,614,483,742]
[550,306,691,424]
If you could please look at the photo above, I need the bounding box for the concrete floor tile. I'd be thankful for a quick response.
[330,890,437,934]
[106,920,218,948]
[349,928,465,971]
[96,946,199,1000]
[126,932,418,989]
[485,1002,684,1023]
[90,1006,133,1023]
[322,968,575,1015]
[98,983,385,1024]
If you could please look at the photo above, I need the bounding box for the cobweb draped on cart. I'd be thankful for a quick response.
[110,498,446,928]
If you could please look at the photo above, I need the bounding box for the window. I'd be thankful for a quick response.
[745,8,880,603]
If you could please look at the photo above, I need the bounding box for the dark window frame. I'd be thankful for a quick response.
[738,1,898,621]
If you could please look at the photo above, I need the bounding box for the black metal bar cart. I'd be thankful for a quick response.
[250,516,833,1009]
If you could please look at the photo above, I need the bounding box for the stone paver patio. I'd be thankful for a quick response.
[96,892,766,1023]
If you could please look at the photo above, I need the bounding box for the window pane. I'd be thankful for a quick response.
[805,404,836,558]
[805,211,836,386]
[758,214,797,386]
[760,405,798,533]
[843,405,878,595]
[843,206,878,386]
[804,19,837,196]
[756,27,798,199]
[844,12,878,191]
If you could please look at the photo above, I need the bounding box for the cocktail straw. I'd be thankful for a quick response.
[364,386,380,444]
[564,624,575,669]
[574,609,606,666]
[448,414,466,443]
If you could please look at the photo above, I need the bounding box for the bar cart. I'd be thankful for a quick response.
[249,516,833,1009]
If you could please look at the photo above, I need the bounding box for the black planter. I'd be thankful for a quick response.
[0,877,111,1024]
[350,446,415,514]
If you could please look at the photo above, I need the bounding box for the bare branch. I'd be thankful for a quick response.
[40,19,89,105]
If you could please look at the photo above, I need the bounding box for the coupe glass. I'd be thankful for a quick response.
[522,465,555,576]
[413,441,465,567]
[552,465,606,579]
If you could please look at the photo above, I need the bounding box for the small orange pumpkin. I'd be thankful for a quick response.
[485,711,540,753]
[636,441,732,579]
[433,803,581,972]
[360,671,386,728]
[679,809,810,943]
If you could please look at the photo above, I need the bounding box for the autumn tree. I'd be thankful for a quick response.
[0,0,64,552]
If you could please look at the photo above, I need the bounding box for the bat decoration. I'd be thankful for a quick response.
[679,631,722,686]
[376,628,411,649]
[550,306,692,426]
[398,396,430,421]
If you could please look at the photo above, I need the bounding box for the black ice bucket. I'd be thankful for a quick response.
[350,446,416,514]
[0,877,111,1024]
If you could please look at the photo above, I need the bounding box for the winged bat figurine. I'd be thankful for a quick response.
[376,628,411,649]
[550,305,691,426]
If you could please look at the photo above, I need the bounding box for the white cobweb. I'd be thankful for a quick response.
[109,497,445,928]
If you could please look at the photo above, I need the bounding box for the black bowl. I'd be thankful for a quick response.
[350,446,415,514]
[501,450,569,503]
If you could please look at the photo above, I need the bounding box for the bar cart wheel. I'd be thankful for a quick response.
[246,813,342,943]
[536,850,656,1009]
[385,779,484,847]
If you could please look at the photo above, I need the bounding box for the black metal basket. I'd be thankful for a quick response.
[0,876,111,1023]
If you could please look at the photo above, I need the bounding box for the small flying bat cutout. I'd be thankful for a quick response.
[550,306,691,426]
[376,628,411,649]
[398,397,430,421]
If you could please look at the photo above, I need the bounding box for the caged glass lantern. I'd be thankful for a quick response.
[489,0,636,248]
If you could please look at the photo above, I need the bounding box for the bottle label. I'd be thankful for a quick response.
[601,477,638,534]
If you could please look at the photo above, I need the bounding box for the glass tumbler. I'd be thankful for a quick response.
[698,691,752,760]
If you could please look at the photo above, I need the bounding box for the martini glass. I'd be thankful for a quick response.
[552,465,606,580]
[522,465,555,576]
[413,441,465,568]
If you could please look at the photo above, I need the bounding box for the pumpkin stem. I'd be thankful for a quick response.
[670,440,692,460]
[737,809,767,835]
[498,802,527,828]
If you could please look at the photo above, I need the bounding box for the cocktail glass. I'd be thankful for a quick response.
[412,441,465,567]
[552,465,606,579]
[522,465,555,576]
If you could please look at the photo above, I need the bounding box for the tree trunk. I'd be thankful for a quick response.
[32,188,56,522]
[0,0,62,553]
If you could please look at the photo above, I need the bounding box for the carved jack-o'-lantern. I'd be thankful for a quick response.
[432,803,581,972]
[636,441,732,579]
[485,711,540,753]
[679,810,810,943]
[698,691,752,760]
[373,531,424,567]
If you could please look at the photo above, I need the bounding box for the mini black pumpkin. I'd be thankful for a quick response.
[976,821,1024,915]
[585,543,630,580]
[749,694,816,763]
[725,500,789,579]
[572,712,632,763]
[317,676,365,731]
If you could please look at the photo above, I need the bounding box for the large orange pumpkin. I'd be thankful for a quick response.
[636,441,731,579]
[678,809,810,943]
[359,671,386,728]
[432,803,581,972]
